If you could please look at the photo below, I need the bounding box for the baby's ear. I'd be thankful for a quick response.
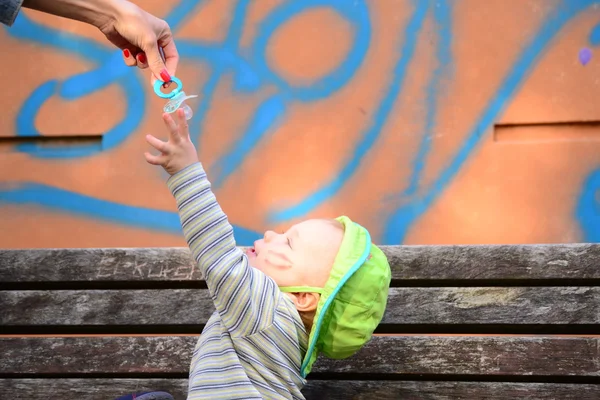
[287,292,320,312]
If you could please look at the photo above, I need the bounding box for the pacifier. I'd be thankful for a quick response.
[153,76,198,120]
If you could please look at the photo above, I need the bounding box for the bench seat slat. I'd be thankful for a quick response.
[1,244,598,283]
[0,379,598,400]
[2,287,598,326]
[1,336,597,376]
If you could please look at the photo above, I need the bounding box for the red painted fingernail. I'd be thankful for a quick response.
[137,53,147,64]
[160,69,171,82]
[123,49,130,58]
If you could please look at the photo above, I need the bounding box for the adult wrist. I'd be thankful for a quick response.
[22,0,124,28]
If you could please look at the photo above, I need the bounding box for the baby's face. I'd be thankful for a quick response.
[246,219,344,289]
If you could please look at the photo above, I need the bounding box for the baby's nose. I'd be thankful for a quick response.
[264,230,277,242]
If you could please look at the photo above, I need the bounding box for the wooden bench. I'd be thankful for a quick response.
[0,244,599,399]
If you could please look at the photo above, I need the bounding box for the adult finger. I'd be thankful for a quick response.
[145,134,170,154]
[145,43,170,83]
[162,113,181,142]
[143,23,175,84]
[160,38,179,79]
[122,49,137,67]
[152,41,178,88]
[144,151,166,166]
[136,52,149,69]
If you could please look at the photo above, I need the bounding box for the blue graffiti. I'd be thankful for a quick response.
[575,19,600,243]
[10,14,145,158]
[2,0,599,244]
[2,0,371,242]
[404,0,453,197]
[251,0,371,102]
[205,0,372,186]
[576,169,600,242]
[383,0,599,243]
[0,182,261,244]
[590,21,600,45]
[211,94,287,187]
[8,0,206,158]
[269,0,426,222]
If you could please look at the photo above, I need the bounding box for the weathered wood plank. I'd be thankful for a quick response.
[317,336,600,376]
[0,248,202,282]
[383,243,600,280]
[1,243,598,283]
[1,379,598,400]
[389,286,600,325]
[2,287,599,326]
[1,336,598,376]
[0,289,214,326]
[302,381,600,399]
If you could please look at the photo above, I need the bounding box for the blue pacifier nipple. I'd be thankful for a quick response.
[153,76,198,120]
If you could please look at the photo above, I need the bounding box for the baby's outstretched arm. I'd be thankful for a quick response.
[145,109,278,336]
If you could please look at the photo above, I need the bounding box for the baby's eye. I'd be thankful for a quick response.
[287,237,292,248]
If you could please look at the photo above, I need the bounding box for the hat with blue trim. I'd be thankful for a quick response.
[281,216,391,377]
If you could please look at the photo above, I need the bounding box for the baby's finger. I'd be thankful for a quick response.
[144,151,166,166]
[162,113,180,142]
[176,108,190,137]
[136,52,149,69]
[122,49,137,67]
[146,134,170,154]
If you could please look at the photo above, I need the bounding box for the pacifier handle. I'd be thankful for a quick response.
[153,76,183,99]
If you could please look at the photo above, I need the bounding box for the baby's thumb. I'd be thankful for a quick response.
[145,44,172,83]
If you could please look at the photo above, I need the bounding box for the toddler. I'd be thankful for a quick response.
[121,109,391,400]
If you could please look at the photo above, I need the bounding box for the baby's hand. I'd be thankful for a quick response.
[145,108,198,175]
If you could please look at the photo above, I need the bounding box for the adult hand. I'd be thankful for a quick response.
[22,0,179,84]
[101,1,179,85]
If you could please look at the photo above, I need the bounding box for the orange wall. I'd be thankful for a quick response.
[1,0,600,248]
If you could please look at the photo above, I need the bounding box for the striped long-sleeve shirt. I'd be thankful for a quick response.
[167,162,309,400]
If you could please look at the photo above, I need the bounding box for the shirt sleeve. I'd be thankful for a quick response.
[167,162,279,336]
[0,0,25,26]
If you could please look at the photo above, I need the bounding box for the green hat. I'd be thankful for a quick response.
[280,216,391,377]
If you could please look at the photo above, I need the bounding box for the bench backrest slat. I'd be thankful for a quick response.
[1,244,599,283]
[2,287,599,327]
